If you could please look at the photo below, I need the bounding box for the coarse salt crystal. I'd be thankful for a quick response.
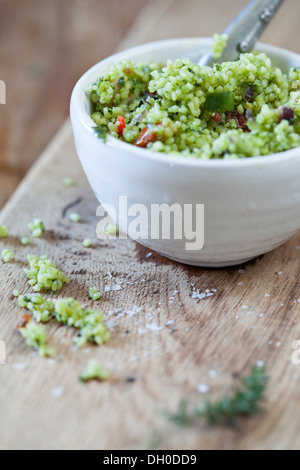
[197,383,210,394]
[47,359,56,366]
[12,362,27,372]
[112,285,121,291]
[129,355,137,362]
[51,386,64,398]
[138,328,147,334]
[146,323,162,332]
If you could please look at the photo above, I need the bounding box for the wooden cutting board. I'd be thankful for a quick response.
[0,0,300,451]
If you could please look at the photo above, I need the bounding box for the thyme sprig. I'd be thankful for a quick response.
[170,365,269,428]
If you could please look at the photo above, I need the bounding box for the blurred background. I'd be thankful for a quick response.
[0,0,298,208]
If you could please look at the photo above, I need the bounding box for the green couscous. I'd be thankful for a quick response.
[69,212,81,223]
[28,219,45,238]
[19,320,55,357]
[82,238,92,248]
[89,51,300,159]
[211,33,228,60]
[89,286,101,301]
[20,237,30,246]
[0,225,8,238]
[19,294,111,347]
[24,254,70,292]
[1,249,14,263]
[80,360,109,382]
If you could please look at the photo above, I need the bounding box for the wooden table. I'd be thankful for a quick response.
[0,0,299,450]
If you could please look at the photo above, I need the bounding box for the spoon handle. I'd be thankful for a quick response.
[199,0,285,67]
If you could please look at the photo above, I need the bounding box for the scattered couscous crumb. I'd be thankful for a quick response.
[69,212,81,223]
[89,287,101,301]
[82,238,92,248]
[80,359,109,382]
[18,294,55,323]
[54,298,111,346]
[28,219,45,238]
[1,249,14,263]
[18,321,55,357]
[63,177,73,187]
[21,237,30,246]
[105,224,119,236]
[24,254,70,292]
[0,225,8,239]
[211,33,228,60]
[13,289,20,297]
[18,294,111,347]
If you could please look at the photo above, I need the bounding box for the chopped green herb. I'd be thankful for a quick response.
[80,360,109,382]
[205,92,235,113]
[1,249,14,263]
[89,286,101,301]
[82,238,92,248]
[24,254,70,292]
[21,237,30,246]
[69,212,81,223]
[19,320,55,357]
[0,225,8,239]
[93,126,107,141]
[170,365,269,428]
[28,219,45,238]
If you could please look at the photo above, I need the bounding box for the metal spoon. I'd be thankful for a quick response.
[199,0,285,67]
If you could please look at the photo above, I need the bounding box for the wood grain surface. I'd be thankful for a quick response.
[0,0,149,208]
[0,0,300,451]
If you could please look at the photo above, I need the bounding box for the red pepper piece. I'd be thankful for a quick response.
[116,115,126,137]
[135,127,156,148]
[212,112,222,123]
[17,314,31,329]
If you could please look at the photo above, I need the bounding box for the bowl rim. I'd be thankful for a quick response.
[70,37,300,168]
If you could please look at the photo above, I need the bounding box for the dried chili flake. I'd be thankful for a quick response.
[226,110,250,132]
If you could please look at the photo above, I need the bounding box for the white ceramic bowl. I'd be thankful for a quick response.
[70,38,300,267]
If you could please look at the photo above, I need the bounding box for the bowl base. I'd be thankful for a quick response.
[159,253,255,268]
